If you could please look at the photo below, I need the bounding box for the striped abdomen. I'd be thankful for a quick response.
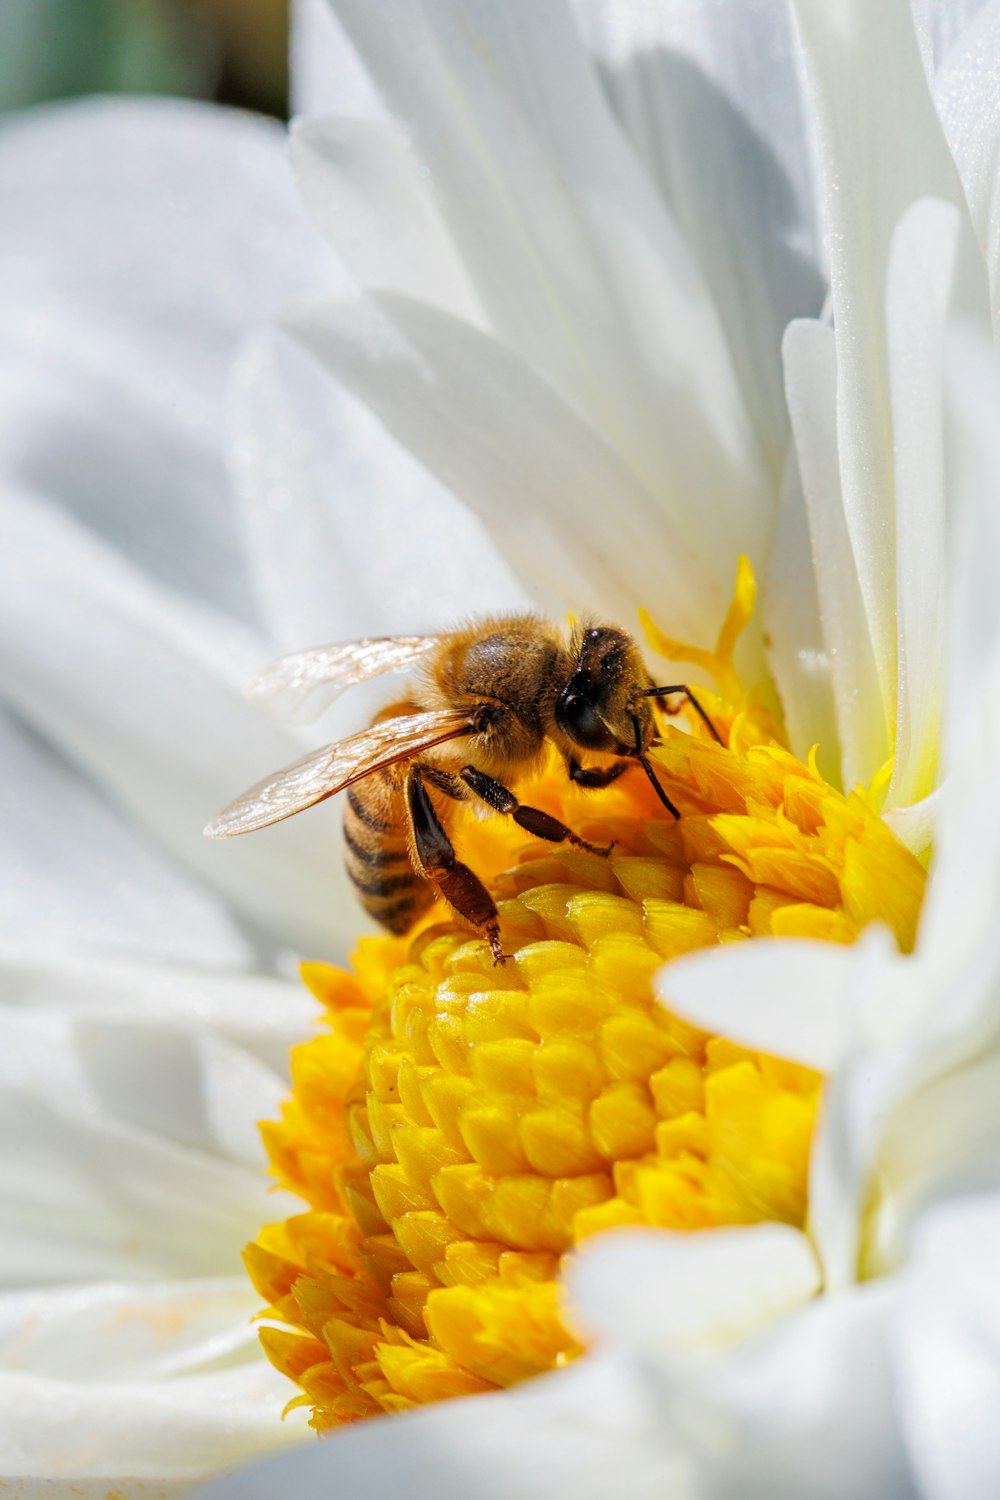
[341,774,431,936]
[342,761,435,936]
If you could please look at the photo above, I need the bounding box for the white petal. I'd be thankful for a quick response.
[0,1281,296,1496]
[703,1280,908,1499]
[230,327,529,652]
[291,293,725,640]
[791,0,966,733]
[0,97,326,625]
[884,198,989,812]
[0,1089,274,1286]
[936,0,1000,323]
[0,1277,260,1382]
[0,707,251,966]
[783,318,889,789]
[0,947,314,1079]
[291,116,483,324]
[660,927,890,1073]
[194,1292,908,1500]
[895,1193,1000,1500]
[0,1006,295,1286]
[0,1284,290,1494]
[865,1050,1000,1277]
[882,788,940,860]
[193,1350,691,1500]
[914,0,993,71]
[567,1224,819,1353]
[918,330,1000,982]
[291,0,386,118]
[659,928,930,1292]
[809,1055,904,1293]
[324,0,771,587]
[943,329,1000,702]
[0,488,360,959]
[69,1016,288,1169]
[0,1360,306,1489]
[680,938,893,1292]
[761,452,842,785]
[570,0,825,478]
[666,919,931,1061]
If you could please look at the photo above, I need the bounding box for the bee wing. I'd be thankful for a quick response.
[203,708,473,838]
[243,636,440,724]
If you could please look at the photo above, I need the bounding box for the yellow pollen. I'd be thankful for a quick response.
[246,567,926,1430]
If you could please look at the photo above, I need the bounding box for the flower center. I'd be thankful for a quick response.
[245,568,926,1429]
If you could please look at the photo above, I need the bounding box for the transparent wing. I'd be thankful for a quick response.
[243,636,440,724]
[204,709,473,838]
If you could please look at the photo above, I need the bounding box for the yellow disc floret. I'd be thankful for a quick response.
[245,569,926,1429]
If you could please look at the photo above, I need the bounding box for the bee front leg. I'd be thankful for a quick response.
[406,764,508,964]
[459,766,614,857]
[565,755,631,789]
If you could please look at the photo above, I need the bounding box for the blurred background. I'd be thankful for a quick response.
[1,0,290,119]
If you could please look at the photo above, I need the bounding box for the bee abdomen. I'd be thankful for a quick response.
[343,778,433,935]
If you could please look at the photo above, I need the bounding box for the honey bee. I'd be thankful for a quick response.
[204,616,720,963]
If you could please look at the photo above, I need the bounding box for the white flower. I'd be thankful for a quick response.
[276,0,991,834]
[4,1,1000,1498]
[0,99,335,1494]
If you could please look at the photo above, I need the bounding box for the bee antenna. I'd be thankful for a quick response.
[644,684,724,745]
[629,714,681,820]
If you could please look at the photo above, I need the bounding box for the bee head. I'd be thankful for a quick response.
[555,626,653,754]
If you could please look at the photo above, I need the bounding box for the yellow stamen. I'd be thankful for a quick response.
[640,553,756,706]
[246,565,926,1429]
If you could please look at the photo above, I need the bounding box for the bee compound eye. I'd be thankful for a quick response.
[557,691,609,750]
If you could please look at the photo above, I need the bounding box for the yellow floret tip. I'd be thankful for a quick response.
[246,609,926,1426]
[640,553,756,706]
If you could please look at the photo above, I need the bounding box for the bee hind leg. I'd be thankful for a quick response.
[459,766,614,857]
[406,764,509,964]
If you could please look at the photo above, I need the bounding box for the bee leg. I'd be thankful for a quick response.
[565,755,631,789]
[460,766,614,857]
[406,764,508,964]
[629,713,682,820]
